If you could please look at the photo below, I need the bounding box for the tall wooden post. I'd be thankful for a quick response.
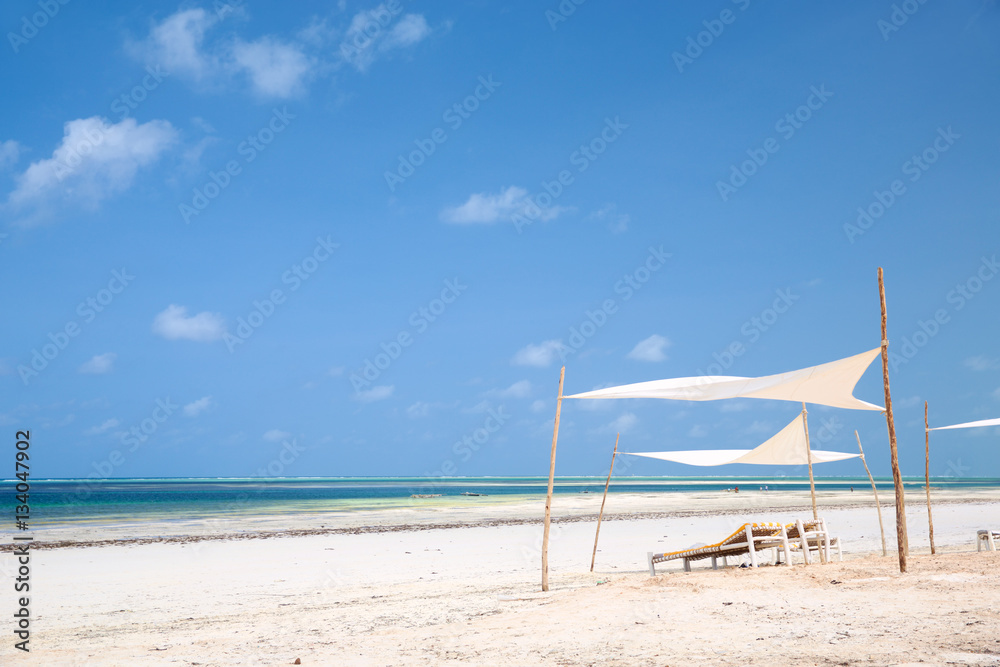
[801,403,818,521]
[541,366,565,592]
[924,402,936,555]
[878,267,908,573]
[590,433,619,572]
[856,430,887,557]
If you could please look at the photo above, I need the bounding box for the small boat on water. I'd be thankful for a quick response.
[410,494,442,498]
[461,491,487,496]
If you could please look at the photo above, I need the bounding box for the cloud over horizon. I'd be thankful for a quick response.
[152,305,226,342]
[442,186,568,225]
[627,334,670,362]
[79,353,117,374]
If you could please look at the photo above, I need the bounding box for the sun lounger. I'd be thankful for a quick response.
[648,519,840,574]
[648,522,789,575]
[977,530,999,552]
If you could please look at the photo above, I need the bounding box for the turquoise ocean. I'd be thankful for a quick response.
[7,476,999,528]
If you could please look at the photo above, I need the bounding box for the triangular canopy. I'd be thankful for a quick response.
[928,416,1000,432]
[625,414,860,467]
[567,348,884,412]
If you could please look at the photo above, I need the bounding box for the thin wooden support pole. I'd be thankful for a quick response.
[878,267,908,573]
[925,401,936,555]
[541,366,565,592]
[590,433,619,572]
[802,403,818,521]
[856,430,887,557]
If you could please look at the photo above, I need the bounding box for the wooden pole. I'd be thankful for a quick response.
[801,403,825,563]
[856,430,887,557]
[878,267,908,573]
[590,433,619,572]
[801,403,818,521]
[925,401,936,555]
[541,366,565,592]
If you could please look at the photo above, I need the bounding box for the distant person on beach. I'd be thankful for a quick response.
[734,486,739,493]
[851,486,854,492]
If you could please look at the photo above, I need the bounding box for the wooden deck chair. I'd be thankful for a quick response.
[779,519,836,564]
[648,522,789,575]
[977,530,999,552]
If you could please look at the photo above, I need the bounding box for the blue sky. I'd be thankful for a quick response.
[2,0,998,480]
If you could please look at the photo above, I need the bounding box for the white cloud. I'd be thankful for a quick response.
[355,385,394,403]
[85,418,120,435]
[441,186,568,225]
[407,401,431,418]
[463,400,492,414]
[8,117,177,211]
[512,340,565,367]
[78,353,117,375]
[131,9,311,99]
[743,420,775,435]
[232,37,312,98]
[688,424,708,438]
[152,304,226,342]
[384,14,430,48]
[341,8,431,71]
[328,366,345,377]
[131,9,217,79]
[0,140,20,170]
[487,380,532,399]
[589,203,629,234]
[627,335,670,362]
[719,400,752,413]
[608,413,637,433]
[297,17,340,47]
[263,429,291,442]
[183,396,213,417]
[965,356,1000,372]
[530,399,546,413]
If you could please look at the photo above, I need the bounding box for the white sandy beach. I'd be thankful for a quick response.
[3,491,999,665]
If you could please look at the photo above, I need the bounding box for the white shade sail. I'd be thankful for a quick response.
[928,417,1000,432]
[566,348,884,411]
[625,413,860,467]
